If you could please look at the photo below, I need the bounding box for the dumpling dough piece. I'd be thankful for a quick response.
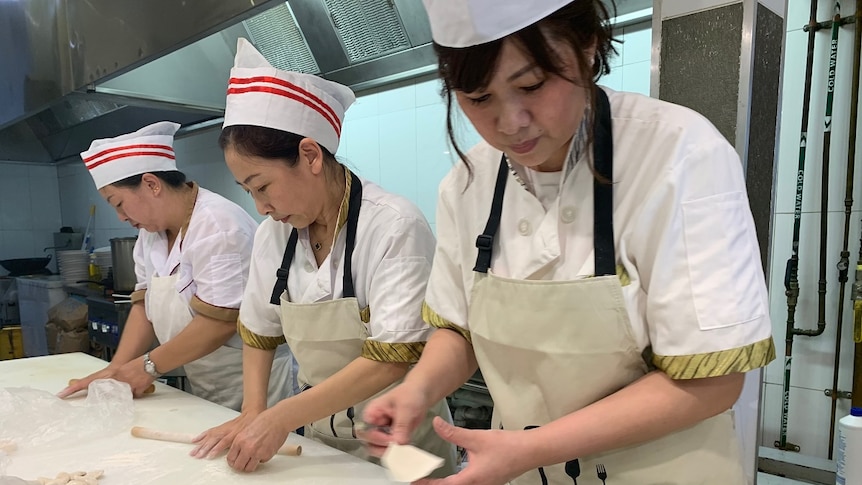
[380,443,445,482]
[32,470,103,485]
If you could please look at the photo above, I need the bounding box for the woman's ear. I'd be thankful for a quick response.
[298,137,325,175]
[141,173,161,196]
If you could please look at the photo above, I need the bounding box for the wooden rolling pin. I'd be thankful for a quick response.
[69,378,156,394]
[130,426,302,456]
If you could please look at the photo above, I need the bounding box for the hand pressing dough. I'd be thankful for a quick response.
[34,470,103,485]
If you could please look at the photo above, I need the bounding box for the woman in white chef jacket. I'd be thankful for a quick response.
[58,121,295,411]
[189,39,456,474]
[361,1,776,484]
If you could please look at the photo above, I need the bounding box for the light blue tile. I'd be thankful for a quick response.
[28,169,62,231]
[341,118,381,183]
[621,24,652,65]
[416,105,452,225]
[174,129,220,160]
[378,111,417,202]
[621,60,651,96]
[415,78,444,107]
[0,163,28,178]
[3,230,36,258]
[0,175,32,230]
[415,104,448,152]
[345,93,379,121]
[57,162,84,178]
[28,164,56,180]
[377,83,416,115]
[600,66,624,92]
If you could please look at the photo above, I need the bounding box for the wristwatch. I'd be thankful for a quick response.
[143,352,162,378]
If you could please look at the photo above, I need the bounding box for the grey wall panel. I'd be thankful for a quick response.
[660,3,744,145]
[746,4,784,272]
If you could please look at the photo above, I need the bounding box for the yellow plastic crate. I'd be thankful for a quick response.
[0,326,24,360]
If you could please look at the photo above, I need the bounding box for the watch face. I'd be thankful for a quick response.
[144,357,158,376]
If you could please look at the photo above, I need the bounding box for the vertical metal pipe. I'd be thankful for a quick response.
[795,1,841,339]
[828,0,860,456]
[850,0,862,411]
[778,0,820,452]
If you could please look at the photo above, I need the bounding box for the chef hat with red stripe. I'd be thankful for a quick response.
[422,0,570,48]
[224,38,355,154]
[81,121,180,189]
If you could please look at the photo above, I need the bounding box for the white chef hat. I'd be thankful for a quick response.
[81,121,180,189]
[223,38,356,154]
[422,0,572,48]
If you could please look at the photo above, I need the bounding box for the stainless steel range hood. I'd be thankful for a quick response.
[0,0,436,164]
[0,0,650,164]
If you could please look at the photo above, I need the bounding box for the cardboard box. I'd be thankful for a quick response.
[45,321,59,354]
[54,328,90,354]
[0,326,24,360]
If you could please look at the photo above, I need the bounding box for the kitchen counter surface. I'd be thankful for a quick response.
[0,353,399,484]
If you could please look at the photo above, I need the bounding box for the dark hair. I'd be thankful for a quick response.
[434,0,618,176]
[218,125,337,167]
[112,171,187,189]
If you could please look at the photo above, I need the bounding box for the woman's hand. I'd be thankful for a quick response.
[111,357,157,397]
[56,366,121,398]
[226,408,293,472]
[414,418,531,485]
[360,382,432,457]
[190,411,261,459]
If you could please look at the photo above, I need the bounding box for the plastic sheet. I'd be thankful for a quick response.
[0,450,9,477]
[0,379,134,454]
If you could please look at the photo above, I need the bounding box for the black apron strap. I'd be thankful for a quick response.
[270,229,299,305]
[472,88,616,277]
[473,156,509,274]
[269,168,363,304]
[592,88,615,277]
[341,169,363,298]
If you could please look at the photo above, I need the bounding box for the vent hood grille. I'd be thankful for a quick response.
[244,3,320,73]
[324,0,411,63]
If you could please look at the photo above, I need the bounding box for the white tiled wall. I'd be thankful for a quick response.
[56,163,140,252]
[338,76,482,234]
[760,0,862,460]
[602,20,653,96]
[0,162,63,275]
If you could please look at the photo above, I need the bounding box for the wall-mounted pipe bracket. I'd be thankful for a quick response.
[803,14,857,31]
[823,389,853,399]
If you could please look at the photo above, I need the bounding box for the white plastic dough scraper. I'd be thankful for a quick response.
[380,443,445,482]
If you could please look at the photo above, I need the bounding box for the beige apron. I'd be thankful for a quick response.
[271,170,456,475]
[466,89,745,484]
[146,272,245,410]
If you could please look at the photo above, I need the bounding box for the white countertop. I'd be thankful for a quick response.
[0,353,399,484]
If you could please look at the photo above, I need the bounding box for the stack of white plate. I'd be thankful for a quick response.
[92,246,113,279]
[57,250,89,285]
